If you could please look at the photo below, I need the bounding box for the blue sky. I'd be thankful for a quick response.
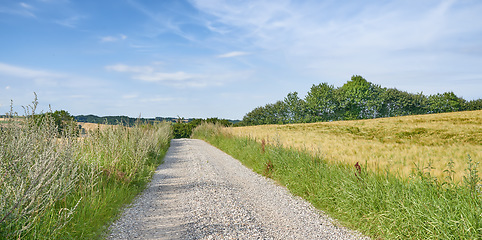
[1,0,481,119]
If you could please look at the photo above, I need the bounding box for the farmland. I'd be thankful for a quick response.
[226,110,482,182]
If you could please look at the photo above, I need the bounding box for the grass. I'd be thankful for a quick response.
[0,99,172,239]
[227,110,482,182]
[192,122,482,239]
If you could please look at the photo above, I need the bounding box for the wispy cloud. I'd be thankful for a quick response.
[122,93,138,99]
[105,64,153,73]
[217,51,250,58]
[19,2,34,10]
[105,63,198,84]
[54,15,86,28]
[105,62,250,88]
[139,96,175,103]
[0,62,106,89]
[190,0,482,90]
[134,71,196,82]
[0,62,64,79]
[0,2,36,18]
[126,0,200,43]
[100,34,128,43]
[193,0,480,54]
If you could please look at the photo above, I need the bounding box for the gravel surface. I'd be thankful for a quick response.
[107,139,369,240]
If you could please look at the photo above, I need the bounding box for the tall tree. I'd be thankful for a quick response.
[427,92,464,113]
[305,83,336,122]
[338,75,382,119]
[284,92,307,123]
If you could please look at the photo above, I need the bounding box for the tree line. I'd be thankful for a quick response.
[75,115,167,126]
[172,117,234,138]
[75,114,235,138]
[75,115,240,127]
[240,75,482,126]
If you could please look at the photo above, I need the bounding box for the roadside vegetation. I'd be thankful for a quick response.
[0,97,172,239]
[193,122,481,239]
[172,117,233,139]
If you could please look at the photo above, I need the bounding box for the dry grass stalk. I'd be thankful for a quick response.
[0,97,80,237]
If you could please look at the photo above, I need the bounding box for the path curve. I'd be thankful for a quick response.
[108,139,368,240]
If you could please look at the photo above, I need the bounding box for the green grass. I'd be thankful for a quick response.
[193,123,482,239]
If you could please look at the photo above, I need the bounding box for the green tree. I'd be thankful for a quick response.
[427,92,464,113]
[463,99,482,111]
[305,83,336,121]
[338,75,383,120]
[379,89,428,117]
[284,92,308,123]
[35,110,78,136]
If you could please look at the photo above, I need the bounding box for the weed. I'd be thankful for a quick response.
[264,158,274,177]
[261,138,266,154]
[464,155,480,197]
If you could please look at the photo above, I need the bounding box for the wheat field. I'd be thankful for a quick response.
[226,110,482,182]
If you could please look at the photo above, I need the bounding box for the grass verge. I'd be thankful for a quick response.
[0,99,172,239]
[192,123,482,239]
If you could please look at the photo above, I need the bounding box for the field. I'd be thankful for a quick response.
[226,110,482,182]
[78,122,115,132]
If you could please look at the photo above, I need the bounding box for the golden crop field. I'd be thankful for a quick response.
[78,122,114,132]
[226,110,482,182]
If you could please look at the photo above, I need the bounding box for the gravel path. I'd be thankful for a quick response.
[107,139,369,240]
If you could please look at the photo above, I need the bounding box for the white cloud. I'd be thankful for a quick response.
[0,4,36,18]
[217,51,250,58]
[191,1,482,57]
[105,64,153,73]
[104,62,248,88]
[100,36,117,42]
[189,0,482,95]
[19,3,33,9]
[100,34,127,42]
[140,97,175,103]
[122,93,138,99]
[106,63,196,83]
[0,62,107,90]
[0,62,64,79]
[134,71,195,82]
[5,86,11,90]
[54,15,85,28]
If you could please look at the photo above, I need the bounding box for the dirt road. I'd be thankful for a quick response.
[107,139,367,239]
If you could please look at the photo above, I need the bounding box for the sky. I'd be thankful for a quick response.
[1,0,481,120]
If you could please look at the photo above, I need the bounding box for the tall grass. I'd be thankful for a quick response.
[193,123,482,239]
[0,97,172,239]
